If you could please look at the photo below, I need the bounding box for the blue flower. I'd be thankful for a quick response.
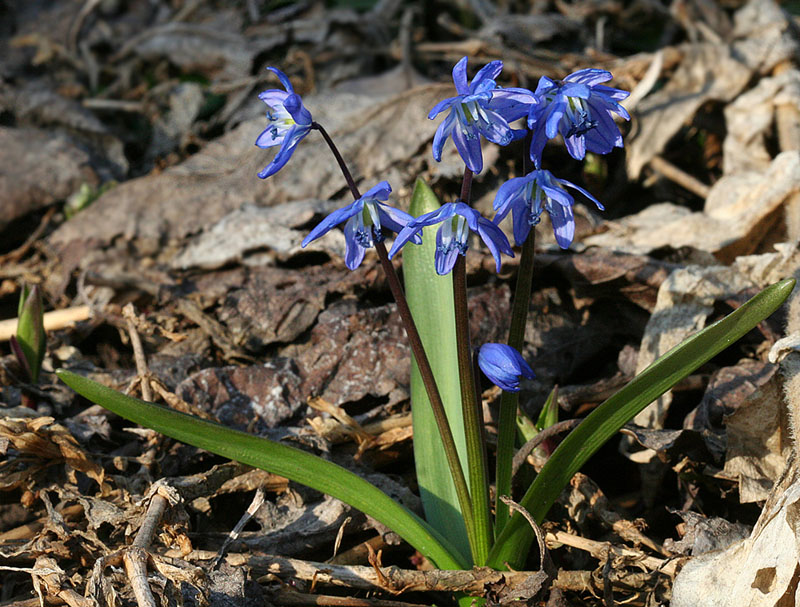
[493,169,603,249]
[302,181,419,270]
[528,69,629,165]
[256,67,314,179]
[429,57,535,173]
[478,343,534,392]
[389,202,513,275]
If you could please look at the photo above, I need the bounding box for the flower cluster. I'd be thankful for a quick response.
[255,59,628,266]
[254,61,628,389]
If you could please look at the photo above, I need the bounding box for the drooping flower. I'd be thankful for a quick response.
[493,169,603,249]
[301,181,419,270]
[389,202,513,275]
[256,67,314,179]
[528,69,629,165]
[478,343,534,392]
[429,57,536,173]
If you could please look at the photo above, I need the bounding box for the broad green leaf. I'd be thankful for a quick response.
[56,370,467,571]
[404,179,471,563]
[489,277,795,569]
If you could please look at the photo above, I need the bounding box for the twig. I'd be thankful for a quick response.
[169,551,547,596]
[212,487,267,569]
[545,530,679,576]
[123,303,152,402]
[67,0,102,53]
[123,483,180,607]
[499,496,550,575]
[0,306,91,342]
[265,590,423,607]
[0,207,56,265]
[648,155,711,199]
[511,418,583,479]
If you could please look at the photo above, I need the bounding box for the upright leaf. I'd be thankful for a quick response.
[16,285,45,383]
[403,179,471,562]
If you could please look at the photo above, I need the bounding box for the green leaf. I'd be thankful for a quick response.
[56,370,467,571]
[404,179,471,563]
[535,386,558,431]
[16,285,45,383]
[489,277,795,569]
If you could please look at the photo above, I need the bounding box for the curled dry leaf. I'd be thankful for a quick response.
[0,417,105,491]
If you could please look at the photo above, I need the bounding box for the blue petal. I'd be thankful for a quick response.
[511,202,532,246]
[479,109,515,146]
[434,225,461,275]
[453,202,480,232]
[593,84,631,102]
[564,68,612,86]
[258,126,309,179]
[343,217,367,270]
[534,76,556,97]
[362,180,392,201]
[493,176,528,212]
[266,67,295,93]
[452,57,470,95]
[428,96,458,120]
[559,82,591,99]
[477,217,513,272]
[388,224,424,258]
[544,99,566,139]
[478,343,534,392]
[377,203,420,241]
[559,178,604,211]
[528,124,549,167]
[564,133,587,160]
[258,89,290,106]
[488,88,537,122]
[540,179,574,208]
[255,125,284,148]
[452,123,483,173]
[549,201,575,249]
[432,112,456,162]
[284,93,312,126]
[409,203,457,228]
[302,200,362,246]
[471,60,503,93]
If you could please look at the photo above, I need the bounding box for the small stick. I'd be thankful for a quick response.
[511,418,583,478]
[168,550,547,595]
[649,155,711,199]
[0,207,56,265]
[546,530,679,576]
[0,306,91,342]
[123,303,151,402]
[123,484,179,607]
[266,590,423,607]
[500,496,550,574]
[212,487,267,569]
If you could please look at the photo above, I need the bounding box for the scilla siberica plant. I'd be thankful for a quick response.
[58,57,795,595]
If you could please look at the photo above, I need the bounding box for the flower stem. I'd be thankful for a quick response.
[314,120,479,563]
[312,122,361,199]
[494,231,535,532]
[376,241,478,563]
[495,132,536,533]
[453,168,492,565]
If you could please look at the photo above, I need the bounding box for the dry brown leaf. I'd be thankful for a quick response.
[0,417,106,491]
[723,373,792,502]
[587,152,800,262]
